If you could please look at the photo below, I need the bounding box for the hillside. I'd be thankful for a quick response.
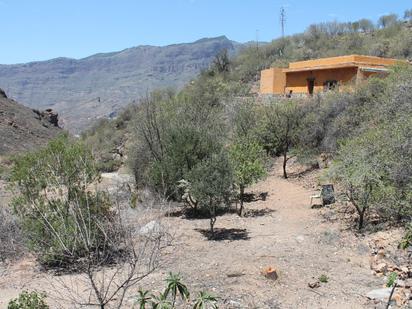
[0,36,240,133]
[0,88,61,155]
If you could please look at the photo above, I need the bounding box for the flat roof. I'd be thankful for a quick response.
[287,55,400,71]
[283,63,358,73]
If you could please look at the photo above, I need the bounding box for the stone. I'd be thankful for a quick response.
[373,262,388,274]
[138,220,165,239]
[308,281,321,289]
[366,288,392,301]
[262,267,278,281]
[393,288,407,306]
[296,235,305,243]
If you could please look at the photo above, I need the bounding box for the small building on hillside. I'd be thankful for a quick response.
[260,55,402,96]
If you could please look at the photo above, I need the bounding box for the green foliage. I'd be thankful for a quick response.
[134,274,218,309]
[151,293,173,309]
[187,152,233,235]
[193,291,219,309]
[229,138,266,215]
[130,90,227,199]
[399,224,412,250]
[258,100,302,178]
[164,273,190,305]
[135,290,152,309]
[405,9,412,22]
[7,291,49,309]
[10,134,114,268]
[319,274,329,283]
[378,14,399,29]
[330,131,384,230]
[386,272,398,287]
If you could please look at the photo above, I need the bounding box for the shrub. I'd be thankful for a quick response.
[187,152,233,236]
[0,207,24,262]
[11,134,165,308]
[10,134,114,268]
[229,138,266,216]
[319,274,329,283]
[330,131,384,230]
[7,291,49,309]
[386,272,398,287]
[399,224,412,250]
[258,100,302,178]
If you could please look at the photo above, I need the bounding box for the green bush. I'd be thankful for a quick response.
[399,224,412,250]
[319,274,329,283]
[187,152,234,236]
[10,134,115,268]
[7,291,49,309]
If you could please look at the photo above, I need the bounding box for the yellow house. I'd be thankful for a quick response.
[260,55,402,95]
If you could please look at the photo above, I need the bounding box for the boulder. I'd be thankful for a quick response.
[366,288,392,301]
[138,220,165,239]
[0,88,6,98]
[42,109,59,127]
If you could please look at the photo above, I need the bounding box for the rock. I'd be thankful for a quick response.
[296,235,305,243]
[366,288,392,301]
[138,220,165,239]
[0,88,6,98]
[308,281,321,289]
[373,262,388,274]
[393,288,407,306]
[42,109,59,127]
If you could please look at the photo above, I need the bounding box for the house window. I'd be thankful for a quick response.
[323,80,338,91]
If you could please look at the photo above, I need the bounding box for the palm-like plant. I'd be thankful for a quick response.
[193,291,218,309]
[151,292,173,309]
[164,272,190,306]
[135,289,151,309]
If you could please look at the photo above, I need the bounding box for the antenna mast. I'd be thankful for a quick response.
[280,6,286,38]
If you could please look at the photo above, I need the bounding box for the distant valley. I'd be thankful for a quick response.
[0,36,240,133]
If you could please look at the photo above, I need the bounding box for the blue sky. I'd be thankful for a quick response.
[0,0,410,64]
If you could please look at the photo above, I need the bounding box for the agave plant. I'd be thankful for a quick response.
[135,289,151,309]
[151,292,173,309]
[193,291,218,309]
[164,272,190,306]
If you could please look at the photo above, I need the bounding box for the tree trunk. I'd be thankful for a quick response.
[239,185,245,217]
[358,208,365,230]
[282,151,288,179]
[209,200,216,239]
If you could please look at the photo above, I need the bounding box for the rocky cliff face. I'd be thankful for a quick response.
[0,36,240,133]
[0,89,61,155]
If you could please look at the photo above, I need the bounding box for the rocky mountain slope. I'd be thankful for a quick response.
[0,36,239,133]
[0,88,61,155]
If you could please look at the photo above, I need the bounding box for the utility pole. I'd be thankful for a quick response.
[280,6,286,38]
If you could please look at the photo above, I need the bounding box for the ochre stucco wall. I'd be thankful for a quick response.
[284,67,358,94]
[260,68,286,94]
[259,55,404,95]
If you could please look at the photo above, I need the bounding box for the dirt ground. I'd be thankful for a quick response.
[0,160,404,308]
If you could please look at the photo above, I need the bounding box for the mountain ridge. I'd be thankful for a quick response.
[0,89,61,155]
[0,36,241,133]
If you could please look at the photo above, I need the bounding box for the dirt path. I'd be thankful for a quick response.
[142,161,382,308]
[0,161,383,308]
